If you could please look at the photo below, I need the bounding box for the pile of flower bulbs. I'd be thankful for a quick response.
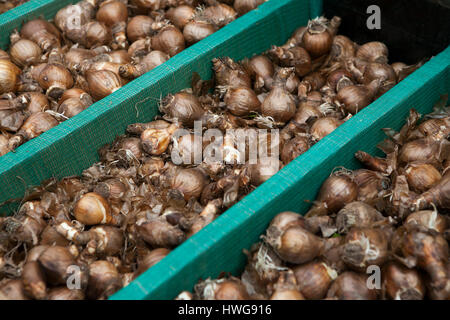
[0,0,266,157]
[176,97,450,300]
[0,15,425,300]
[0,0,28,14]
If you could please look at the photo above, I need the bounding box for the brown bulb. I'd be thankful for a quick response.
[405,163,442,193]
[266,211,306,239]
[224,86,261,116]
[87,225,124,256]
[203,3,237,28]
[166,5,195,30]
[37,64,74,99]
[136,248,171,277]
[271,46,312,77]
[54,2,95,34]
[73,192,113,225]
[417,118,450,141]
[400,228,449,291]
[96,1,128,26]
[353,168,390,204]
[261,86,296,124]
[9,39,42,68]
[336,201,384,234]
[0,280,29,300]
[0,134,9,156]
[281,136,310,164]
[266,225,329,264]
[183,20,216,45]
[64,49,96,71]
[214,281,250,300]
[297,72,325,98]
[356,41,388,64]
[108,50,131,64]
[247,55,274,90]
[398,138,440,165]
[270,270,305,300]
[0,59,21,94]
[197,277,249,300]
[40,225,70,246]
[306,173,358,217]
[152,25,185,57]
[327,272,378,300]
[213,57,252,88]
[341,227,389,271]
[84,21,113,48]
[38,246,76,285]
[141,50,170,70]
[130,0,161,11]
[127,38,151,57]
[171,168,207,200]
[328,35,356,62]
[0,49,9,60]
[327,69,354,92]
[47,287,85,300]
[87,260,122,299]
[161,92,204,127]
[302,23,333,58]
[26,245,50,263]
[58,88,88,105]
[284,26,307,47]
[94,178,127,200]
[248,156,281,186]
[293,260,338,299]
[137,219,186,248]
[405,210,447,233]
[21,92,49,115]
[140,123,178,155]
[20,19,61,51]
[127,15,153,43]
[119,50,169,78]
[86,70,122,101]
[293,102,322,124]
[383,262,425,300]
[140,158,164,177]
[362,62,396,85]
[16,111,59,141]
[336,80,381,114]
[310,117,343,141]
[58,97,89,118]
[22,261,47,300]
[118,136,143,160]
[233,0,266,15]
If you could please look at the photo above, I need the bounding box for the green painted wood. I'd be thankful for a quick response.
[111,46,450,300]
[309,0,323,18]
